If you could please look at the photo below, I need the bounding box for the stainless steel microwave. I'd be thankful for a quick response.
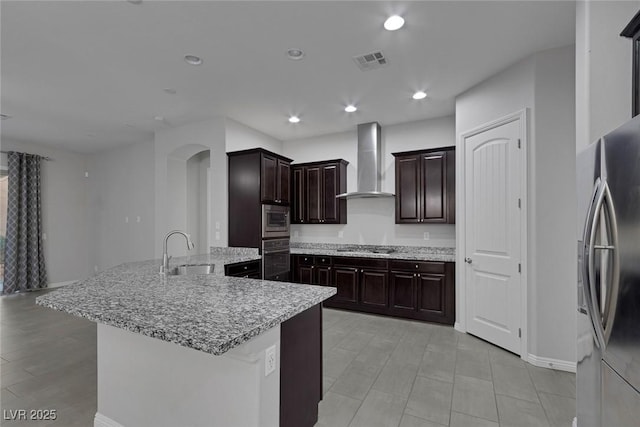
[262,204,290,238]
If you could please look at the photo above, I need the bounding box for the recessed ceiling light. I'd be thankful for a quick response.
[412,91,427,100]
[0,114,11,120]
[126,0,142,4]
[163,88,177,95]
[286,48,305,60]
[184,55,203,66]
[384,15,405,31]
[344,105,357,113]
[154,116,165,121]
[288,116,301,124]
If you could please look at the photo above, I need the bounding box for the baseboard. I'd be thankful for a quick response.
[47,280,77,289]
[527,353,576,373]
[94,413,124,427]
[454,322,465,333]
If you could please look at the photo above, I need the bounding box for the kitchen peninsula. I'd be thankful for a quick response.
[36,251,335,427]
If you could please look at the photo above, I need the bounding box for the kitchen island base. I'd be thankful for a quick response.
[94,303,322,427]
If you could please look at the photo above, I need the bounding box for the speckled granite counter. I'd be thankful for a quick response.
[290,243,456,262]
[35,252,335,356]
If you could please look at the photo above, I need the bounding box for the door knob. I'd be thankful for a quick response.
[465,257,473,264]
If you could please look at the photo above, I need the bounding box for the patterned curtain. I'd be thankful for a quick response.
[2,152,47,294]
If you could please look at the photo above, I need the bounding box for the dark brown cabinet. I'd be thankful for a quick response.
[389,260,454,324]
[261,154,291,205]
[291,159,348,224]
[224,260,262,279]
[228,148,293,248]
[393,147,455,224]
[292,253,455,325]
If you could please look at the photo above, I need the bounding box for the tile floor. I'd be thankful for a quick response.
[317,309,576,427]
[0,290,576,427]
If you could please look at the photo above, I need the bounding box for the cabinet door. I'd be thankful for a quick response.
[360,269,388,308]
[261,154,277,203]
[306,166,322,224]
[297,265,314,285]
[292,167,305,223]
[395,155,421,223]
[446,150,456,224]
[332,267,358,303]
[421,152,447,223]
[316,266,332,286]
[390,271,417,312]
[322,164,339,223]
[417,273,446,318]
[278,160,291,204]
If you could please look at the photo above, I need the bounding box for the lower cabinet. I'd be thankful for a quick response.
[224,259,262,279]
[292,254,454,325]
[389,262,454,324]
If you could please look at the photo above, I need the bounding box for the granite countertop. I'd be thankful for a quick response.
[290,243,456,262]
[36,251,335,356]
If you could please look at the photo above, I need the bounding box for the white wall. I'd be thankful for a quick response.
[0,139,89,283]
[576,0,640,152]
[225,118,283,154]
[281,116,456,247]
[154,118,227,254]
[86,139,155,272]
[533,46,577,364]
[456,45,576,367]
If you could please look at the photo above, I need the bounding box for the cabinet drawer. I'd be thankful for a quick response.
[296,255,315,266]
[315,256,332,265]
[390,260,445,274]
[332,257,388,270]
[225,260,261,276]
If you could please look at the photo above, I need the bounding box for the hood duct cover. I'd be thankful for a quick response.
[336,122,395,199]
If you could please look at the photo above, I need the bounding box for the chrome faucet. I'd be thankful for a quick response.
[160,230,195,274]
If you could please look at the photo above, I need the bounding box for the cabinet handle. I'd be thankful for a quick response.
[417,274,421,278]
[328,267,331,271]
[244,266,248,270]
[415,265,419,269]
[414,273,417,277]
[311,266,315,269]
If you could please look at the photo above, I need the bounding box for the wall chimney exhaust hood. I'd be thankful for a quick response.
[336,122,395,199]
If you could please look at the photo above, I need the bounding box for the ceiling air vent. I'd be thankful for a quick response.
[353,50,388,71]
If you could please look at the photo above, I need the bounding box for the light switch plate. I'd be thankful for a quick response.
[423,232,430,240]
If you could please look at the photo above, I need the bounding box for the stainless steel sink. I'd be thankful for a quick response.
[167,263,215,276]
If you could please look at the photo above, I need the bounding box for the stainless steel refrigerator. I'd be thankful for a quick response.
[577,114,640,426]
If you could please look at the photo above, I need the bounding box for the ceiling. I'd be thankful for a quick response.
[1,1,575,153]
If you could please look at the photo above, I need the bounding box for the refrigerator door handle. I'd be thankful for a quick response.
[599,181,620,347]
[583,179,605,349]
[585,179,620,350]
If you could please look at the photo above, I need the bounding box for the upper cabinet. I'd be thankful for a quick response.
[291,159,348,224]
[393,147,455,224]
[227,148,293,248]
[261,153,291,205]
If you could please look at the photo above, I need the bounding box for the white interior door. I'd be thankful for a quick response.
[465,118,522,355]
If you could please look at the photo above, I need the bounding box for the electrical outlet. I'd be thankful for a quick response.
[215,231,220,240]
[423,232,430,240]
[215,221,220,230]
[293,230,299,238]
[136,216,141,223]
[338,231,344,238]
[94,265,98,273]
[265,345,276,376]
[42,233,47,241]
[125,216,129,223]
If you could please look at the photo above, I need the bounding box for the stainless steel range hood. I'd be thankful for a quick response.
[336,122,395,199]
